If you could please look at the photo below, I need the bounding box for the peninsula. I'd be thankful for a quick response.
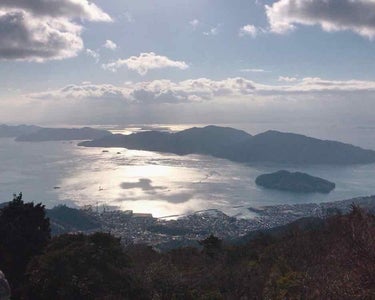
[79,125,375,165]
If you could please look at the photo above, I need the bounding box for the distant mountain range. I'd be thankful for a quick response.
[0,124,41,138]
[79,125,375,165]
[0,124,111,141]
[15,127,111,142]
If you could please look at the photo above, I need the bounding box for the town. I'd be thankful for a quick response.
[82,195,375,250]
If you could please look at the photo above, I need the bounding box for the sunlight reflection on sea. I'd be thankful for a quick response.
[0,122,375,219]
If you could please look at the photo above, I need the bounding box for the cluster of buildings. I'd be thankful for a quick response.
[85,196,375,249]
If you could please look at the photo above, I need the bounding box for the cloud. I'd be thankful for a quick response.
[128,78,257,102]
[240,68,267,73]
[28,77,375,105]
[189,19,200,30]
[266,0,375,39]
[0,0,111,62]
[278,77,375,93]
[103,39,117,50]
[102,52,189,75]
[278,76,298,82]
[239,24,258,37]
[121,11,134,23]
[0,0,111,21]
[203,26,219,36]
[31,83,129,101]
[86,48,100,62]
[8,77,375,125]
[28,78,258,104]
[0,10,83,62]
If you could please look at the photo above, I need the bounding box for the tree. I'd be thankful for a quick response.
[199,235,223,258]
[26,232,143,300]
[0,193,50,297]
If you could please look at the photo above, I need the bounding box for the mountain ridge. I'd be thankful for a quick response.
[79,125,375,165]
[0,124,112,141]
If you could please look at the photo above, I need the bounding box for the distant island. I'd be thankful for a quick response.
[0,124,112,141]
[15,127,111,142]
[255,170,336,193]
[0,124,40,138]
[79,125,375,165]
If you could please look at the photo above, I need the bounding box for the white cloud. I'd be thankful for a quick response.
[240,68,267,73]
[0,0,111,21]
[189,19,200,30]
[86,49,100,62]
[29,78,257,103]
[15,77,375,125]
[122,11,134,23]
[203,26,219,36]
[29,77,375,105]
[103,40,117,50]
[0,0,111,62]
[0,10,83,62]
[279,77,375,93]
[31,83,129,101]
[102,52,189,75]
[266,0,375,39]
[239,24,258,37]
[278,76,298,82]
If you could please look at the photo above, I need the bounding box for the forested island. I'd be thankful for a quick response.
[255,170,336,193]
[79,125,375,165]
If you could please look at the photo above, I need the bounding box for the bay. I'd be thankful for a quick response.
[0,123,374,218]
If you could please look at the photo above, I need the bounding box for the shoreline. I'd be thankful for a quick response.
[71,195,375,250]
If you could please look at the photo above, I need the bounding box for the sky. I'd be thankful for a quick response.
[1,0,375,127]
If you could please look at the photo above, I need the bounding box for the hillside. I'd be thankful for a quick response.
[0,194,374,299]
[79,125,251,156]
[224,130,375,164]
[79,126,375,165]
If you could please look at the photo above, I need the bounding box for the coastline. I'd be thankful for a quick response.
[48,195,375,250]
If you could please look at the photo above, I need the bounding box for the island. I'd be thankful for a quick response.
[79,125,375,165]
[15,127,112,142]
[255,170,336,193]
[0,124,113,142]
[0,124,41,138]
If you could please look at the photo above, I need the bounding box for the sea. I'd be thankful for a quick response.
[0,122,374,219]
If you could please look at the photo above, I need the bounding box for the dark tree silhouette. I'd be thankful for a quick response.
[0,193,50,297]
[199,235,223,258]
[26,232,143,300]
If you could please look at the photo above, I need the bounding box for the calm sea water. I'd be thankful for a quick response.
[0,123,374,218]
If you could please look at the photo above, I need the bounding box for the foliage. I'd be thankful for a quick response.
[47,205,100,235]
[0,194,374,299]
[26,233,142,300]
[0,193,50,297]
